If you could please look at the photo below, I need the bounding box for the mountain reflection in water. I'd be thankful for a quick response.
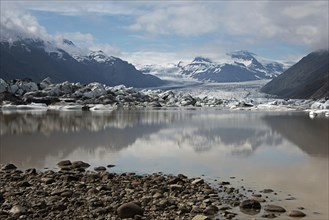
[0,110,328,169]
[1,109,328,219]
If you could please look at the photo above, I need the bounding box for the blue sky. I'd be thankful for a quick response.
[1,0,328,65]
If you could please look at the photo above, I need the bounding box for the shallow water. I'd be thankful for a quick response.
[0,109,328,219]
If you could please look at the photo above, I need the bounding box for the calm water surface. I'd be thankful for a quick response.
[1,109,328,219]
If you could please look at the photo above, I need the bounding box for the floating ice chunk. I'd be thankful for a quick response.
[89,104,114,111]
[59,104,83,111]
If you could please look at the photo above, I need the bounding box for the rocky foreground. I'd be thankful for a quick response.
[1,78,329,114]
[0,162,308,220]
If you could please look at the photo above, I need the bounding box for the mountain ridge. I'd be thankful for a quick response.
[261,50,329,99]
[140,51,287,83]
[0,38,164,88]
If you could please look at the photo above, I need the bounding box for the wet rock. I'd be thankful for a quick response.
[203,205,219,215]
[192,215,210,220]
[192,178,204,185]
[57,160,72,168]
[117,202,144,218]
[264,205,286,212]
[18,181,32,187]
[72,161,90,169]
[239,199,261,210]
[1,163,17,171]
[262,213,277,218]
[9,205,26,215]
[25,168,37,175]
[262,189,274,193]
[287,210,306,217]
[41,177,55,184]
[107,164,115,168]
[169,184,183,191]
[220,181,230,185]
[94,166,106,172]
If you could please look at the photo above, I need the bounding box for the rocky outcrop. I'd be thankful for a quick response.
[261,50,329,99]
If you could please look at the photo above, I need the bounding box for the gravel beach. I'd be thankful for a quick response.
[0,161,308,219]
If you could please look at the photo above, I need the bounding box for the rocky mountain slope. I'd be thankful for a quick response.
[261,50,329,99]
[0,38,164,88]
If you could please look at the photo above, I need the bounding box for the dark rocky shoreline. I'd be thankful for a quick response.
[0,162,308,220]
[1,78,329,112]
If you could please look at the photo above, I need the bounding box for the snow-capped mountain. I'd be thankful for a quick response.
[179,51,286,82]
[0,38,164,88]
[139,51,287,83]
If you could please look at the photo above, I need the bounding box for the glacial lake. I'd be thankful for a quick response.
[0,109,328,219]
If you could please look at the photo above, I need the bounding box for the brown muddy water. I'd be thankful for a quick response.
[0,109,328,219]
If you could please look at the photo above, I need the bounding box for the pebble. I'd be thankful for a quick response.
[94,166,106,172]
[57,160,72,168]
[264,204,286,212]
[239,199,261,210]
[192,215,210,220]
[0,162,314,219]
[262,189,274,193]
[9,205,26,215]
[287,210,306,217]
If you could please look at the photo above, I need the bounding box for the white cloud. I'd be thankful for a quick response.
[0,5,49,41]
[221,1,328,50]
[129,3,221,36]
[1,0,327,65]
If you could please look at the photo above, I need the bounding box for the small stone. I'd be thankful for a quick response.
[18,181,32,187]
[61,190,73,197]
[253,197,266,202]
[252,194,262,197]
[287,210,306,217]
[264,205,286,212]
[72,161,90,169]
[169,184,183,191]
[192,178,204,185]
[117,202,144,219]
[10,205,26,215]
[192,215,210,220]
[262,189,274,193]
[153,192,163,199]
[94,166,106,172]
[1,163,17,171]
[57,160,72,168]
[261,213,277,218]
[25,168,37,175]
[41,177,55,184]
[107,164,115,168]
[220,181,230,185]
[239,199,261,210]
[203,205,219,215]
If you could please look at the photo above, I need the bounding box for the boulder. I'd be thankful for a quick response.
[239,199,261,210]
[1,163,17,171]
[0,78,8,93]
[117,202,144,218]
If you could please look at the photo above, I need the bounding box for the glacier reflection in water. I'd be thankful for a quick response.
[1,109,328,218]
[1,109,327,170]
